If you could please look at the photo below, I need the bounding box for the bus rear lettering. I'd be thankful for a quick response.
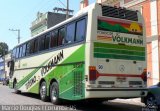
[112,36,143,45]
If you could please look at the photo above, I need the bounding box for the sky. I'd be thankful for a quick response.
[0,0,95,50]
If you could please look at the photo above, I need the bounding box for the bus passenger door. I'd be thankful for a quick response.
[9,60,15,78]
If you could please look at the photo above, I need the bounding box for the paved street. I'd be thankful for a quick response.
[0,84,146,111]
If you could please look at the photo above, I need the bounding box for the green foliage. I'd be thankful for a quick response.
[98,20,129,33]
[0,42,8,57]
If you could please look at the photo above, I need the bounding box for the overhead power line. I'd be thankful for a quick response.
[57,0,72,19]
[58,0,67,8]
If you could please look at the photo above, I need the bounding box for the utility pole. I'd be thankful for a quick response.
[18,29,20,44]
[9,29,21,44]
[66,0,69,19]
[56,0,73,19]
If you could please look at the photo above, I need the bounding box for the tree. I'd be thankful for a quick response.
[0,42,9,57]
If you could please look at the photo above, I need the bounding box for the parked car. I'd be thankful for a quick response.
[0,78,4,82]
[142,82,160,109]
[3,77,9,85]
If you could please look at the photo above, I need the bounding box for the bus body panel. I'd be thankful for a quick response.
[10,44,86,100]
[85,4,147,99]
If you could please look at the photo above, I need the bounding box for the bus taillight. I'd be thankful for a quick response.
[141,69,147,82]
[89,66,97,83]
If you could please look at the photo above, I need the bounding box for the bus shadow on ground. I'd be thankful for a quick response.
[12,92,41,100]
[61,100,143,111]
[13,92,143,111]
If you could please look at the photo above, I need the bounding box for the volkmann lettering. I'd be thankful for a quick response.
[112,36,143,45]
[41,50,64,76]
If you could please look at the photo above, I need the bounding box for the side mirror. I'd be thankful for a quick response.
[7,61,10,67]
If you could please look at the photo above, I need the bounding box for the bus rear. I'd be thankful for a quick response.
[85,4,147,99]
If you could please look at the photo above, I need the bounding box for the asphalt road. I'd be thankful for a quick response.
[0,84,147,111]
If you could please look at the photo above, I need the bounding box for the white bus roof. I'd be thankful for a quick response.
[13,3,139,49]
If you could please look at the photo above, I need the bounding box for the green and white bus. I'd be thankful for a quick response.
[9,3,147,104]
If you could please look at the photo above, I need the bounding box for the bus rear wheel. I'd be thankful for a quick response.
[40,81,48,102]
[50,82,60,105]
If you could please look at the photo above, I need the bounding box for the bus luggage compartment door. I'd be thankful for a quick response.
[96,59,144,88]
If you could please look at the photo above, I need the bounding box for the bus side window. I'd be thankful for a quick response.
[50,30,58,48]
[66,23,75,44]
[26,42,30,56]
[30,40,34,54]
[44,33,50,50]
[19,46,23,58]
[39,36,45,51]
[29,39,38,54]
[75,19,86,42]
[33,39,38,53]
[22,44,26,57]
[16,47,20,59]
[58,27,65,46]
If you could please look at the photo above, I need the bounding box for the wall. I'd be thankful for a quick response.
[0,58,4,81]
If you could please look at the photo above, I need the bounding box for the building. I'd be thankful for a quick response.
[97,0,119,5]
[30,12,72,37]
[98,0,160,86]
[0,53,11,81]
[4,53,11,78]
[0,58,4,81]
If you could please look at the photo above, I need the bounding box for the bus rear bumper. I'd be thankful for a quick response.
[85,88,148,99]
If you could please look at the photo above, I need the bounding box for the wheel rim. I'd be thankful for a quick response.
[147,96,156,107]
[51,87,57,101]
[40,83,46,98]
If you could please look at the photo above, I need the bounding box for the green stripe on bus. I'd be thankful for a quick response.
[16,56,53,89]
[94,53,145,61]
[94,48,145,56]
[16,69,39,89]
[45,45,85,99]
[29,45,85,100]
[94,42,145,51]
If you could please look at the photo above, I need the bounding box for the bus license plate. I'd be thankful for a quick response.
[116,77,126,82]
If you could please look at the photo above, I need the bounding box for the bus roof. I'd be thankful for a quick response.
[13,3,139,49]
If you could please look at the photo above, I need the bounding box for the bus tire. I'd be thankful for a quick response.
[50,82,60,105]
[40,81,48,102]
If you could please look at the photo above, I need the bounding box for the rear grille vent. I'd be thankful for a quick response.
[98,81,115,85]
[73,71,83,96]
[102,5,138,21]
[129,81,142,85]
